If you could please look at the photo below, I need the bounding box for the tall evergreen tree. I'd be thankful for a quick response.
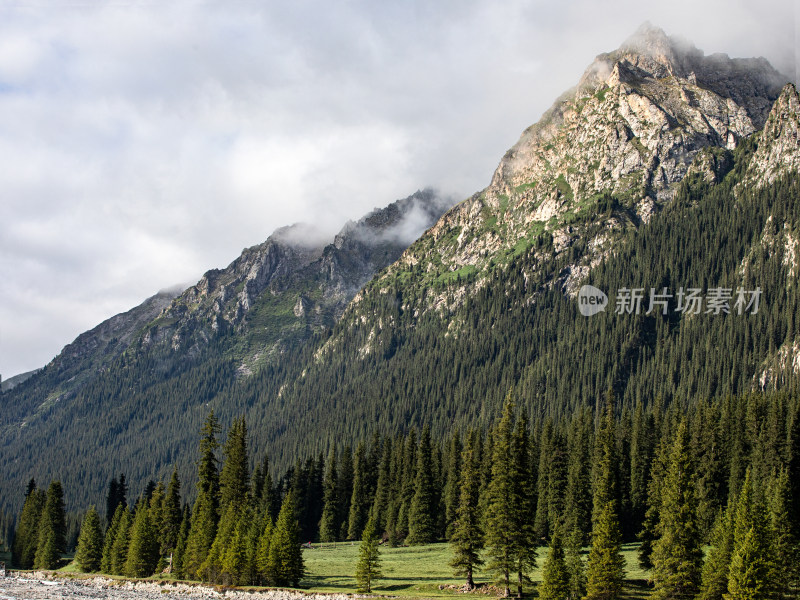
[651,422,703,600]
[172,505,191,579]
[110,507,132,575]
[449,431,484,590]
[220,417,249,510]
[768,467,800,598]
[348,442,371,540]
[161,469,182,557]
[484,397,517,597]
[443,431,462,540]
[75,506,104,572]
[12,483,45,569]
[33,481,67,570]
[510,412,537,598]
[101,504,125,574]
[539,527,570,600]
[698,501,735,600]
[268,491,305,587]
[584,398,625,600]
[355,516,382,593]
[124,499,159,578]
[183,411,221,579]
[319,446,339,542]
[407,426,439,544]
[725,470,774,600]
[336,445,354,541]
[565,524,587,600]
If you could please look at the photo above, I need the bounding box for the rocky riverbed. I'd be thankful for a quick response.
[0,573,360,600]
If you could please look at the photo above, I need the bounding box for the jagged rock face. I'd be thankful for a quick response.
[362,25,788,314]
[140,189,451,364]
[743,84,800,188]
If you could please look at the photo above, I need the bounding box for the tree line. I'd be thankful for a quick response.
[10,388,800,599]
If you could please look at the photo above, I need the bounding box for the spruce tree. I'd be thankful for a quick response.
[484,398,517,597]
[443,431,462,540]
[161,469,182,558]
[584,399,625,600]
[371,438,393,537]
[449,431,484,590]
[268,492,305,587]
[336,445,355,541]
[33,481,67,570]
[407,426,439,544]
[172,505,191,579]
[725,470,774,600]
[319,446,339,542]
[202,502,238,583]
[565,524,587,600]
[538,528,570,600]
[768,467,800,597]
[256,514,274,585]
[510,413,537,598]
[12,484,45,569]
[183,411,221,579]
[651,421,703,600]
[348,442,371,540]
[110,508,132,575]
[220,417,249,510]
[101,503,125,573]
[698,501,735,600]
[355,516,382,593]
[221,508,251,585]
[125,500,159,578]
[75,506,104,572]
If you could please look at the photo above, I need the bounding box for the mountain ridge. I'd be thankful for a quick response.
[1,26,798,513]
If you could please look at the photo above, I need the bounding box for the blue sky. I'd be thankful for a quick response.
[0,0,796,378]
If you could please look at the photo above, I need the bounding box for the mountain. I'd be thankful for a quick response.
[1,25,797,513]
[1,370,41,392]
[0,189,451,508]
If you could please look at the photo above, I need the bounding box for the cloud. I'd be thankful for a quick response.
[0,0,796,377]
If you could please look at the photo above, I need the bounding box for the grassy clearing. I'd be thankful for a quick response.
[37,543,652,598]
[302,541,652,598]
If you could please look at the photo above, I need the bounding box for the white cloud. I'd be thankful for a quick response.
[0,0,796,377]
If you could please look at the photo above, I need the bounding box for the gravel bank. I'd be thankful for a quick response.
[0,573,361,600]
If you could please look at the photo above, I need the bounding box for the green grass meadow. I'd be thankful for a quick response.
[302,542,652,598]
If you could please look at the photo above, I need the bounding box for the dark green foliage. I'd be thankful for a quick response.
[443,432,462,540]
[75,506,104,572]
[268,492,304,587]
[565,524,587,600]
[183,412,221,579]
[698,501,735,600]
[336,446,354,541]
[219,417,249,510]
[726,470,774,599]
[347,442,371,541]
[651,422,703,599]
[768,467,800,598]
[484,397,518,597]
[33,481,67,569]
[124,499,159,578]
[585,400,625,600]
[355,516,382,592]
[105,475,127,528]
[172,505,191,579]
[12,482,45,568]
[110,507,132,575]
[449,431,484,589]
[407,426,439,544]
[161,469,182,556]
[538,528,570,600]
[319,447,339,542]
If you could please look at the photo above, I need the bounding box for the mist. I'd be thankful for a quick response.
[0,0,795,377]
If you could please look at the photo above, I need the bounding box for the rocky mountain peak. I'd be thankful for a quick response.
[742,83,800,188]
[357,25,791,317]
